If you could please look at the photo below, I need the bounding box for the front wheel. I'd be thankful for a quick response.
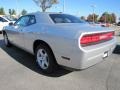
[3,33,11,47]
[35,44,57,74]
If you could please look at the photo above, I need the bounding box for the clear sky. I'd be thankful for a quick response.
[0,0,119,19]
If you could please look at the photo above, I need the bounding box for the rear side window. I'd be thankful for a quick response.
[28,15,36,25]
[49,14,85,23]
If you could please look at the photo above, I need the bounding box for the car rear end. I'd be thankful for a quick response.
[47,13,116,70]
[76,30,116,69]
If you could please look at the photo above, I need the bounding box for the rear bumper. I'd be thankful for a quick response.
[80,43,115,69]
[68,38,116,70]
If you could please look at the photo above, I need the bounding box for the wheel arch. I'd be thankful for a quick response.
[33,40,57,63]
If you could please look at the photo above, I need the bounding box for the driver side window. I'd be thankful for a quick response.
[15,16,30,27]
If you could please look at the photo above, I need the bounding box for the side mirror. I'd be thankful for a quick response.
[9,22,14,26]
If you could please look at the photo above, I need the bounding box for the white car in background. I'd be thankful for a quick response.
[0,16,15,33]
[3,12,116,73]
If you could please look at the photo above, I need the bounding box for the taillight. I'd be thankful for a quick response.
[80,31,114,47]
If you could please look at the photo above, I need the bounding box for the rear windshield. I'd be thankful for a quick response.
[49,14,85,23]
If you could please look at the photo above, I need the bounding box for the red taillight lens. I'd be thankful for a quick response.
[80,32,114,47]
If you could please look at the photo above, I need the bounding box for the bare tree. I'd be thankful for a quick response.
[87,14,98,22]
[21,9,27,16]
[33,0,58,12]
[80,16,86,20]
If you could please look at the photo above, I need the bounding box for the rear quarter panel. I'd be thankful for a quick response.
[28,24,80,68]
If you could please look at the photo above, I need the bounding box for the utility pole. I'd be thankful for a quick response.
[16,0,18,17]
[105,15,107,23]
[63,0,65,13]
[91,5,96,23]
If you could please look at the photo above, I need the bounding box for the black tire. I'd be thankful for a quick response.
[35,44,57,74]
[3,33,11,47]
[0,31,2,34]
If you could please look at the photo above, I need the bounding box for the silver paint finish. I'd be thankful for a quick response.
[3,12,116,69]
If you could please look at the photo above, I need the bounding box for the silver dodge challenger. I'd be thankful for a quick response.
[2,12,116,73]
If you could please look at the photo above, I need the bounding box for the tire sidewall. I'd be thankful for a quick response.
[3,33,10,47]
[35,44,56,73]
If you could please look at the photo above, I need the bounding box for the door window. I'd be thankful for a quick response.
[15,16,30,27]
[15,15,36,27]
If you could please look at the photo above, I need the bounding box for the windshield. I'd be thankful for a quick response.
[49,14,85,24]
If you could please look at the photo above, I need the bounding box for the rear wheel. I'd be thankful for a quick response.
[3,33,11,47]
[35,44,57,74]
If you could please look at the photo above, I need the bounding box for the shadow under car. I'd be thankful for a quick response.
[0,39,72,77]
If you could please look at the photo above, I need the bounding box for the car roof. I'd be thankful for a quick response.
[27,11,64,16]
[26,11,66,24]
[26,12,78,24]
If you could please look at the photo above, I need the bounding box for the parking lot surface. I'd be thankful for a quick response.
[0,28,120,90]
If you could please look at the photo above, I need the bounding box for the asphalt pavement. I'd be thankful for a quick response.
[0,32,120,90]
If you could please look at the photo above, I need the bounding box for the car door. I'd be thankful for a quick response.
[0,17,9,30]
[10,16,30,48]
[22,15,37,53]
